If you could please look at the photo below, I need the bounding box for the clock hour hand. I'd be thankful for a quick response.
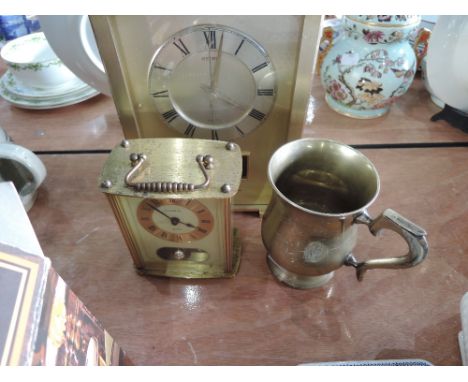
[177,220,197,229]
[200,84,244,110]
[167,214,196,228]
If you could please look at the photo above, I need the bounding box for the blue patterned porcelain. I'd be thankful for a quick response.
[0,16,29,41]
[0,15,41,44]
[320,15,421,119]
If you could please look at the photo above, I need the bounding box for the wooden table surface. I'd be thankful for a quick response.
[1,71,467,365]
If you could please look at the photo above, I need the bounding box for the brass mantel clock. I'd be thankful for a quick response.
[147,24,277,141]
[99,138,242,278]
[90,16,323,212]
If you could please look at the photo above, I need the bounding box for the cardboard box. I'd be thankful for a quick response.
[0,182,130,365]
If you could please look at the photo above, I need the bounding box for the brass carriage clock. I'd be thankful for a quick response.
[99,138,243,278]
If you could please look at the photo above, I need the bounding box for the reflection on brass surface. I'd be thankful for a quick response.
[105,194,143,269]
[124,153,213,193]
[276,168,358,214]
[137,229,241,279]
[157,247,209,262]
[99,138,242,200]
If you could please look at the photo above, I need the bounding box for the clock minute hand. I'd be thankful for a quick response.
[146,202,196,228]
[146,202,179,226]
[211,31,224,91]
[207,32,214,90]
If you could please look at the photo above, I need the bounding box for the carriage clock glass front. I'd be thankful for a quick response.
[99,138,243,279]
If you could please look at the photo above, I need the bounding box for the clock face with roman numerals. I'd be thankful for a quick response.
[148,24,277,141]
[137,199,214,243]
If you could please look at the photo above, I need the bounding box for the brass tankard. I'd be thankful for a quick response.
[261,138,428,289]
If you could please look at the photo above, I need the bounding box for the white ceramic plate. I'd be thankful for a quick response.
[0,73,100,110]
[2,71,88,100]
[38,15,111,96]
[426,16,468,112]
[300,359,433,366]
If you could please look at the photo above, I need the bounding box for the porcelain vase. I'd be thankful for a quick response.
[320,15,421,119]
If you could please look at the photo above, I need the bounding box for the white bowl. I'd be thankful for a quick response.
[0,32,76,89]
[426,16,468,112]
[421,57,444,109]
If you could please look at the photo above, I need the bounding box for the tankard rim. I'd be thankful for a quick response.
[267,138,381,218]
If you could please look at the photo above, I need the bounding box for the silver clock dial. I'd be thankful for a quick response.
[148,24,277,140]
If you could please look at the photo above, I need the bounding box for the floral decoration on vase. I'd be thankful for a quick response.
[320,15,421,119]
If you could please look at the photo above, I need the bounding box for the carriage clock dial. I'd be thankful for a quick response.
[148,24,277,141]
[137,198,214,243]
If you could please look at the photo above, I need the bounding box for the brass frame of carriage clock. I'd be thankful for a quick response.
[99,138,243,278]
[90,15,323,213]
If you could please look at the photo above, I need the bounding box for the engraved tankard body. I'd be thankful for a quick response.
[261,138,428,289]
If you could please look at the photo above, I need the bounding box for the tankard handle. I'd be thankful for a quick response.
[344,209,428,281]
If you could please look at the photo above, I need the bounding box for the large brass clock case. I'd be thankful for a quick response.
[90,16,323,212]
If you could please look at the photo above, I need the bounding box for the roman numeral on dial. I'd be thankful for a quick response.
[234,39,245,55]
[234,126,245,136]
[184,124,196,137]
[153,64,171,71]
[257,89,274,96]
[162,109,179,123]
[152,90,169,98]
[203,31,216,49]
[173,39,190,56]
[249,109,266,121]
[252,62,268,73]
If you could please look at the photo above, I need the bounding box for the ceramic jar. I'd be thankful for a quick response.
[320,15,421,119]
